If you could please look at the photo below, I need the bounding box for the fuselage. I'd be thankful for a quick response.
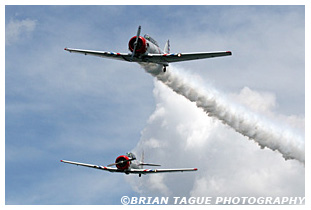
[129,34,163,55]
[128,34,165,75]
[114,152,142,172]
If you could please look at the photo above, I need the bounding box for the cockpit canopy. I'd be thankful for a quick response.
[126,152,136,159]
[144,34,159,47]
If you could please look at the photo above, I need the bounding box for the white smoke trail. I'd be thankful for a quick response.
[144,66,304,164]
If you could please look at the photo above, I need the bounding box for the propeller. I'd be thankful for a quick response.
[130,25,141,61]
[107,157,136,167]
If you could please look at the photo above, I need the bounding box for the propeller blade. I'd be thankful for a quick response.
[107,162,118,167]
[130,25,141,61]
[107,158,136,167]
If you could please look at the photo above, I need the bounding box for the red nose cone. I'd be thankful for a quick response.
[115,155,130,170]
[128,36,147,54]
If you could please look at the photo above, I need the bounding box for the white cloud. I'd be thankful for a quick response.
[6,18,37,45]
[229,87,305,134]
[127,74,304,201]
[229,87,277,114]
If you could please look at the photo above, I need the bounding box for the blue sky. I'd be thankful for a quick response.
[4,4,306,205]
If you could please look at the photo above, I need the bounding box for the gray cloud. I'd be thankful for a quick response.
[6,18,37,45]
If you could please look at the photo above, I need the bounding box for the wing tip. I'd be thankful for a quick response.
[194,168,198,171]
[226,51,232,55]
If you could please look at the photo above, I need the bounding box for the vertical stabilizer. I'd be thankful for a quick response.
[140,150,145,166]
[164,40,170,54]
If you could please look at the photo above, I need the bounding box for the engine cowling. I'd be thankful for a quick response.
[115,155,130,170]
[128,36,147,54]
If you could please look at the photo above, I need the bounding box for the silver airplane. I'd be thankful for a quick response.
[61,152,197,177]
[64,26,232,75]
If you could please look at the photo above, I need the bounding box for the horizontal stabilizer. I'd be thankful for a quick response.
[139,163,161,167]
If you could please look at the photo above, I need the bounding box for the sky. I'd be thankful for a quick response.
[3,3,307,206]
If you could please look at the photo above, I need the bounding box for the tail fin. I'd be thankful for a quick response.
[140,150,145,165]
[139,151,161,167]
[164,40,170,54]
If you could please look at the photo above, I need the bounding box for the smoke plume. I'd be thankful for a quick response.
[145,66,304,164]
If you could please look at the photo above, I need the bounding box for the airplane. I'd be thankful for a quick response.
[61,152,197,177]
[64,25,232,75]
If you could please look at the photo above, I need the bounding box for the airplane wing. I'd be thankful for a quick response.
[64,48,133,62]
[145,51,232,64]
[60,160,120,173]
[129,168,198,174]
[61,160,197,174]
[65,48,231,65]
